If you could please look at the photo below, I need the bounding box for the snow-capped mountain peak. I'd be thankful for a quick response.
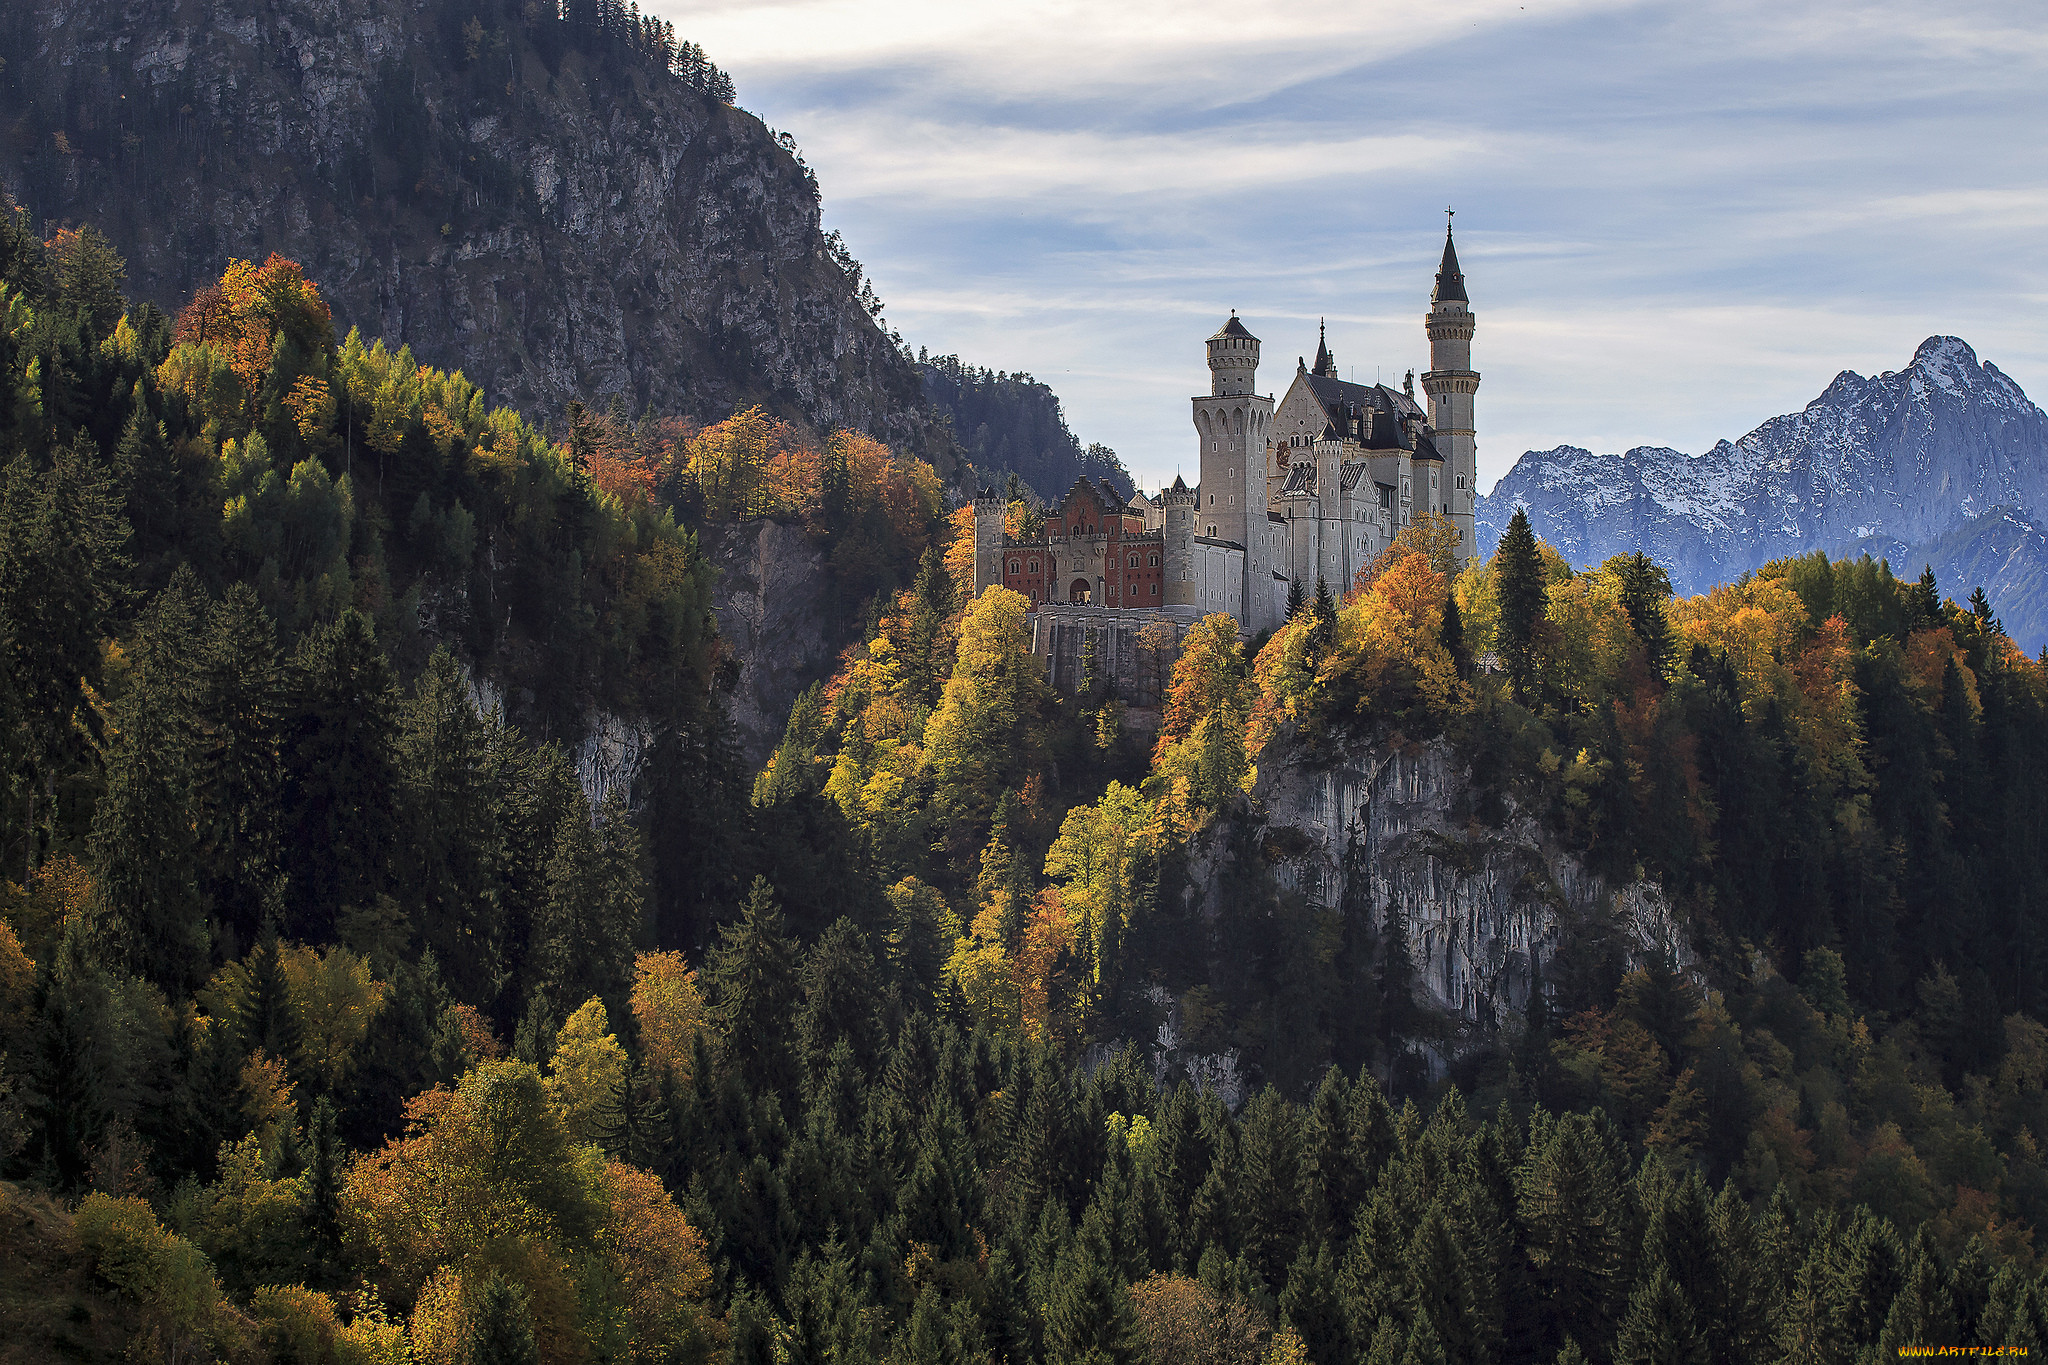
[1477,337,2048,647]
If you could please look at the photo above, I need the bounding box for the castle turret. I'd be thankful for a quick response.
[1194,315,1278,631]
[1420,223,1479,562]
[971,487,1007,595]
[1207,312,1259,398]
[1161,476,1198,608]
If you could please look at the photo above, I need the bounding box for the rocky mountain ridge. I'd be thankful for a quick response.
[1478,336,2048,646]
[0,0,956,468]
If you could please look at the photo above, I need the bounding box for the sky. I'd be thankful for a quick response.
[650,0,2048,494]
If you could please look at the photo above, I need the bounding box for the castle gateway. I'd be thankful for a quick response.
[970,226,1479,696]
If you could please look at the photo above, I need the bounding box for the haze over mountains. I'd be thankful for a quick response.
[1478,336,2048,650]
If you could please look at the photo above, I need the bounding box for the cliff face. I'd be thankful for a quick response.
[1177,728,1691,1081]
[1,0,954,466]
[706,518,842,769]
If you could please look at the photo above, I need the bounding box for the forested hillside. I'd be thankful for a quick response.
[9,204,2048,1363]
[920,354,1131,502]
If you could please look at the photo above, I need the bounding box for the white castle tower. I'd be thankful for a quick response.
[1192,313,1278,631]
[1419,221,1479,561]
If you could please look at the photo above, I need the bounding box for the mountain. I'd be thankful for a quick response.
[1477,336,2048,646]
[919,353,1131,500]
[0,0,954,468]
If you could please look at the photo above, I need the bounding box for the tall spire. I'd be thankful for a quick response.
[1432,218,1467,305]
[1312,317,1337,378]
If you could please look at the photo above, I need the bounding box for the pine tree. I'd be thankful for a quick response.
[1279,1241,1349,1365]
[1907,565,1943,629]
[396,648,508,1007]
[1236,1087,1305,1286]
[1517,1114,1626,1356]
[1494,506,1546,703]
[1614,1267,1706,1365]
[705,877,800,1100]
[1308,578,1337,663]
[1407,1205,1488,1365]
[24,923,120,1190]
[303,1096,344,1287]
[90,583,206,993]
[1287,577,1306,621]
[467,1274,541,1365]
[795,918,885,1081]
[196,585,285,957]
[1441,586,1470,679]
[1612,551,1674,674]
[1045,1204,1144,1365]
[281,610,398,945]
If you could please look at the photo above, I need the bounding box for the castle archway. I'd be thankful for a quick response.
[1070,579,1091,603]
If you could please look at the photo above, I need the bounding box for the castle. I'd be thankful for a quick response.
[972,225,1478,650]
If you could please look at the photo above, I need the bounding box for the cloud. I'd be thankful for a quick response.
[648,0,2048,491]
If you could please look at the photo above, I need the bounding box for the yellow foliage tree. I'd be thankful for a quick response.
[630,951,707,1086]
[546,998,629,1144]
[277,942,386,1092]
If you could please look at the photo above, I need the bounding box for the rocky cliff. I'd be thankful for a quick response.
[1477,337,2048,645]
[706,518,843,769]
[1172,728,1692,1086]
[0,0,955,467]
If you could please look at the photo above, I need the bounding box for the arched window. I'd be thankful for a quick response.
[1149,553,1159,566]
[1009,560,1021,574]
[1128,555,1139,568]
[1028,559,1039,573]
[1150,583,1159,596]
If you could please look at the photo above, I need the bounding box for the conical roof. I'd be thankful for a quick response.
[1312,318,1336,377]
[1209,312,1257,342]
[1432,228,1468,304]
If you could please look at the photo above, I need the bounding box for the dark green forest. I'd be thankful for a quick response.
[6,200,2048,1365]
[919,354,1132,505]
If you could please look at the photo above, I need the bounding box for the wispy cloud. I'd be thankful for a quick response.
[650,0,2048,491]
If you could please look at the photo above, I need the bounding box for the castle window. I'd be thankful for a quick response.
[1150,583,1159,596]
[1009,560,1021,574]
[1149,554,1159,566]
[1456,475,1466,490]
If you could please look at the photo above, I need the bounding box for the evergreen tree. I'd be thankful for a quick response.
[280,610,399,946]
[24,923,121,1190]
[1517,1114,1626,1356]
[795,918,886,1080]
[195,585,285,957]
[1308,578,1337,663]
[1045,1204,1144,1365]
[1279,1241,1349,1365]
[1494,506,1546,703]
[1287,577,1306,621]
[1612,551,1674,674]
[1236,1086,1305,1286]
[303,1096,344,1288]
[467,1273,541,1365]
[1441,586,1470,679]
[396,648,508,1007]
[1614,1267,1706,1365]
[705,877,801,1101]
[90,585,206,993]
